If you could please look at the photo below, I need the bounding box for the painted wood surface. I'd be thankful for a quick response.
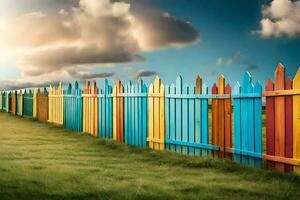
[33,90,37,118]
[211,75,232,156]
[17,91,23,116]
[233,72,262,166]
[64,81,83,132]
[48,83,64,125]
[11,91,17,115]
[148,76,165,150]
[98,79,113,139]
[124,79,148,147]
[112,80,124,143]
[36,89,48,123]
[293,68,300,172]
[165,75,217,155]
[23,90,33,117]
[0,92,2,111]
[83,81,98,137]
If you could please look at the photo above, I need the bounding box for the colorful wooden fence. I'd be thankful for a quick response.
[23,90,33,117]
[48,83,64,125]
[0,63,300,173]
[36,89,48,122]
[98,79,113,139]
[112,80,124,143]
[165,75,217,155]
[263,64,300,173]
[232,72,262,166]
[211,76,232,156]
[83,81,98,137]
[64,81,83,132]
[148,76,165,150]
[123,79,148,147]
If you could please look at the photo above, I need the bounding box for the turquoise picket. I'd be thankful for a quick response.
[123,79,147,147]
[232,72,262,166]
[8,92,12,112]
[64,81,83,132]
[98,79,113,139]
[165,76,218,155]
[201,83,209,155]
[1,92,6,111]
[254,82,262,167]
[23,90,33,117]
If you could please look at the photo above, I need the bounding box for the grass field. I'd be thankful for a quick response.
[0,112,300,200]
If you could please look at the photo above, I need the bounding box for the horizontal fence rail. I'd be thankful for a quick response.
[0,63,300,173]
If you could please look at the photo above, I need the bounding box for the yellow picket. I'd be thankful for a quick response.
[83,81,98,136]
[33,90,37,118]
[17,91,23,116]
[48,83,64,125]
[112,80,124,143]
[147,76,165,150]
[293,68,300,172]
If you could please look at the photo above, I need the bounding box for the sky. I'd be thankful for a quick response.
[0,0,299,90]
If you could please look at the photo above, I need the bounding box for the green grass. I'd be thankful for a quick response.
[0,112,299,200]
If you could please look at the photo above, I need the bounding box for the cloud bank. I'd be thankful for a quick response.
[253,0,300,38]
[1,0,199,77]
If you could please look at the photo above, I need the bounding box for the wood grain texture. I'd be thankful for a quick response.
[293,68,300,172]
[112,80,124,143]
[266,79,275,169]
[285,78,293,172]
[274,64,285,172]
[48,83,64,125]
[36,89,48,123]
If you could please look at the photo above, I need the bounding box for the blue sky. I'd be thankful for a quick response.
[0,0,299,90]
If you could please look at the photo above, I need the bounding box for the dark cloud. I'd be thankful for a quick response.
[0,80,61,91]
[135,70,157,78]
[246,64,260,71]
[67,69,115,80]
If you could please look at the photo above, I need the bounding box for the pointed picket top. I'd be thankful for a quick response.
[195,75,202,94]
[154,76,162,93]
[148,83,154,95]
[43,88,48,95]
[234,82,241,95]
[67,83,72,94]
[104,79,109,94]
[265,79,273,91]
[218,75,225,94]
[242,71,252,93]
[254,81,262,94]
[92,80,98,95]
[176,75,183,94]
[212,83,218,95]
[293,67,300,89]
[138,78,143,93]
[225,83,231,94]
[202,83,208,95]
[275,63,285,90]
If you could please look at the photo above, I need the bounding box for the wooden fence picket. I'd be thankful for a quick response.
[36,88,48,122]
[0,92,2,111]
[232,72,262,166]
[23,90,33,117]
[98,79,113,139]
[211,75,232,156]
[148,76,165,150]
[64,81,83,132]
[7,92,11,113]
[33,90,37,118]
[112,80,124,143]
[48,83,64,125]
[165,75,217,155]
[263,64,300,172]
[11,91,17,115]
[123,79,148,147]
[293,68,300,172]
[17,91,23,116]
[83,81,98,137]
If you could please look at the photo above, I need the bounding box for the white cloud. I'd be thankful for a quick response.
[0,0,199,77]
[253,0,300,38]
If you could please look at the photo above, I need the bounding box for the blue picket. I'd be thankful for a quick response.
[182,85,188,154]
[175,76,183,153]
[123,79,147,147]
[233,72,262,166]
[64,81,83,132]
[98,79,113,139]
[169,84,176,151]
[188,85,195,155]
[165,85,170,149]
[201,84,209,155]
